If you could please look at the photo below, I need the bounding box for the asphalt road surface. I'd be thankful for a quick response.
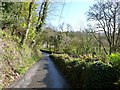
[9,52,69,88]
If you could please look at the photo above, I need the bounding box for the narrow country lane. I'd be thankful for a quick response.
[9,52,69,88]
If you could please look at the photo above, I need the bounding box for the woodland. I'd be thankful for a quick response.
[0,0,120,89]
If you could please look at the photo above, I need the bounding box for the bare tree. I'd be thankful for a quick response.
[88,0,120,54]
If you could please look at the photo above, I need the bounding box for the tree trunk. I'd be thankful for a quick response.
[36,0,49,33]
[20,1,34,45]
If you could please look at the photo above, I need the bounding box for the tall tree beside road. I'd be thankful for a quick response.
[36,0,49,33]
[88,0,120,55]
[21,0,34,45]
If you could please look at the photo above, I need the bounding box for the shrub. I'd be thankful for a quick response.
[107,53,120,76]
[80,61,119,89]
[107,53,120,87]
[50,54,119,89]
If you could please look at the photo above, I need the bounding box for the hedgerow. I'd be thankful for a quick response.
[50,53,120,89]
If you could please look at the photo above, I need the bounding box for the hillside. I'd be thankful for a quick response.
[0,31,41,88]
